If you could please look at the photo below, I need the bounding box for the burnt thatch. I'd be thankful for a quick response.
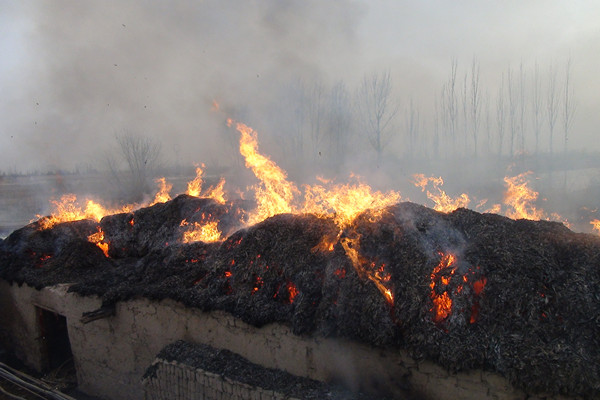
[1,194,599,397]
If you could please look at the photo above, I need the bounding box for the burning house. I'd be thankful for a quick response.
[1,121,599,400]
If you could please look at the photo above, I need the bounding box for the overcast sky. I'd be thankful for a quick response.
[0,0,599,172]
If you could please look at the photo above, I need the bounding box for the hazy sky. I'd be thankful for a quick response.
[0,0,598,172]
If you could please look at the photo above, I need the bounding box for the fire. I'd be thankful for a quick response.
[36,194,133,230]
[340,236,394,305]
[186,165,205,197]
[234,121,299,225]
[413,174,470,213]
[591,219,600,234]
[503,172,545,220]
[181,220,223,243]
[88,227,110,257]
[430,252,457,323]
[303,177,401,228]
[150,177,172,205]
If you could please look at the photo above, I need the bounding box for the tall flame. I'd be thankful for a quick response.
[150,177,172,205]
[591,219,600,235]
[186,165,205,197]
[503,172,544,220]
[413,174,470,213]
[234,121,299,225]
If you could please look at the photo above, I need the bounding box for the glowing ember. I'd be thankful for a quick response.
[88,227,110,257]
[413,174,470,213]
[430,252,457,323]
[287,281,298,303]
[181,220,223,243]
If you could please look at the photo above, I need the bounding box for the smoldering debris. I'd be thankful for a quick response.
[1,195,600,397]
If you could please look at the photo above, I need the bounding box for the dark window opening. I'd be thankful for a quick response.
[36,307,77,388]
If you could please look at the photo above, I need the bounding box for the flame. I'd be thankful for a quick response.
[181,220,222,243]
[186,165,205,197]
[591,219,600,235]
[503,172,545,220]
[303,178,401,228]
[205,178,227,204]
[88,227,110,257]
[36,194,134,230]
[234,121,299,225]
[430,253,457,323]
[413,174,470,213]
[150,177,172,205]
[341,236,394,305]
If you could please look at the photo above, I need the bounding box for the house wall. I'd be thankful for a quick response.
[0,280,577,400]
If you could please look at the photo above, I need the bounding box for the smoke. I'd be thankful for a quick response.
[0,0,363,172]
[2,1,600,233]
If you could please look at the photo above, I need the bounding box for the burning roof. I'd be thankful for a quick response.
[1,120,600,397]
[1,195,599,397]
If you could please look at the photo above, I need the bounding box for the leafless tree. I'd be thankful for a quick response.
[441,59,458,154]
[507,67,518,157]
[530,62,543,154]
[518,62,527,154]
[546,64,559,155]
[495,76,506,158]
[562,58,577,190]
[307,81,326,160]
[470,58,481,156]
[404,98,420,160]
[562,58,576,158]
[105,132,162,201]
[325,81,352,169]
[355,70,399,164]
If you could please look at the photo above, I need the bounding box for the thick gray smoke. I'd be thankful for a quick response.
[1,1,600,233]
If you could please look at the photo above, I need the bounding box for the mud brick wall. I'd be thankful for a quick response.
[143,360,299,400]
[0,280,583,400]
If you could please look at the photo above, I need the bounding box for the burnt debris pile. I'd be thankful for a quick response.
[1,194,599,397]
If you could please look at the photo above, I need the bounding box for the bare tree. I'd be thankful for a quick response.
[355,70,399,164]
[441,59,458,155]
[531,62,543,154]
[546,64,559,155]
[307,80,326,160]
[507,67,518,157]
[562,58,576,191]
[518,62,527,154]
[470,58,481,156]
[562,58,576,158]
[404,98,420,160]
[495,76,506,158]
[325,80,352,169]
[105,132,162,201]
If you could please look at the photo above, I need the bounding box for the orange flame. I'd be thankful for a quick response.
[181,220,222,243]
[150,177,172,205]
[88,227,110,257]
[341,236,394,305]
[503,172,544,220]
[36,195,134,230]
[303,178,401,228]
[186,165,205,197]
[430,253,457,323]
[413,174,470,213]
[234,121,299,225]
[591,219,600,235]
